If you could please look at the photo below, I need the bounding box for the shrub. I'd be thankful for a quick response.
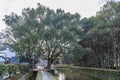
[0,63,29,78]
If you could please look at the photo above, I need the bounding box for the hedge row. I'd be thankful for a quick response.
[0,64,29,79]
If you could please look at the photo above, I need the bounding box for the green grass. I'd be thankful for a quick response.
[36,72,41,80]
[25,71,37,80]
[7,73,25,80]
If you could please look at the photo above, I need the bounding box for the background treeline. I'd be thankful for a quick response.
[77,1,120,68]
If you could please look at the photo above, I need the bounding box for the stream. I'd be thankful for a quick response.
[41,71,49,80]
[38,71,65,80]
[37,58,95,80]
[37,71,57,80]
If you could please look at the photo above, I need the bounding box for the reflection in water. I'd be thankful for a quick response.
[39,69,97,80]
[39,71,57,80]
[57,68,99,80]
[41,71,49,80]
[58,73,65,80]
[65,74,97,80]
[57,72,96,80]
[36,68,120,80]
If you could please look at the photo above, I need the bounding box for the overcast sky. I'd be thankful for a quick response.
[0,0,107,32]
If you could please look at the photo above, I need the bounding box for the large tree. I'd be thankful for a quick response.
[3,3,84,68]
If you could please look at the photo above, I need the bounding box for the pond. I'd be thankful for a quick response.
[30,67,120,80]
[59,73,98,80]
[36,69,100,80]
[59,72,96,80]
[57,70,98,80]
[36,70,98,80]
[56,67,120,80]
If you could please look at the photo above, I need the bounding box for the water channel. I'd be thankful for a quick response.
[36,58,120,80]
[35,66,120,80]
[36,69,99,80]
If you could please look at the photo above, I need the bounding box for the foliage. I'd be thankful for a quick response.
[3,3,87,68]
[0,64,29,78]
[78,1,120,68]
[7,73,24,80]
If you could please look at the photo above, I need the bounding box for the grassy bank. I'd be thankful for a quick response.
[25,71,37,80]
[6,73,25,80]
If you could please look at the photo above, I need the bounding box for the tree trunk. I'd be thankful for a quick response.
[113,37,117,69]
[47,59,51,69]
[47,52,52,69]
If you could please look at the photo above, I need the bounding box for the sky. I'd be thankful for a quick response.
[0,0,107,32]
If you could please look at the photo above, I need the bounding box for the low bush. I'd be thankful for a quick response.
[0,63,29,79]
[55,64,73,68]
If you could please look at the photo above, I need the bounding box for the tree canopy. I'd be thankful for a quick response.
[3,3,87,68]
